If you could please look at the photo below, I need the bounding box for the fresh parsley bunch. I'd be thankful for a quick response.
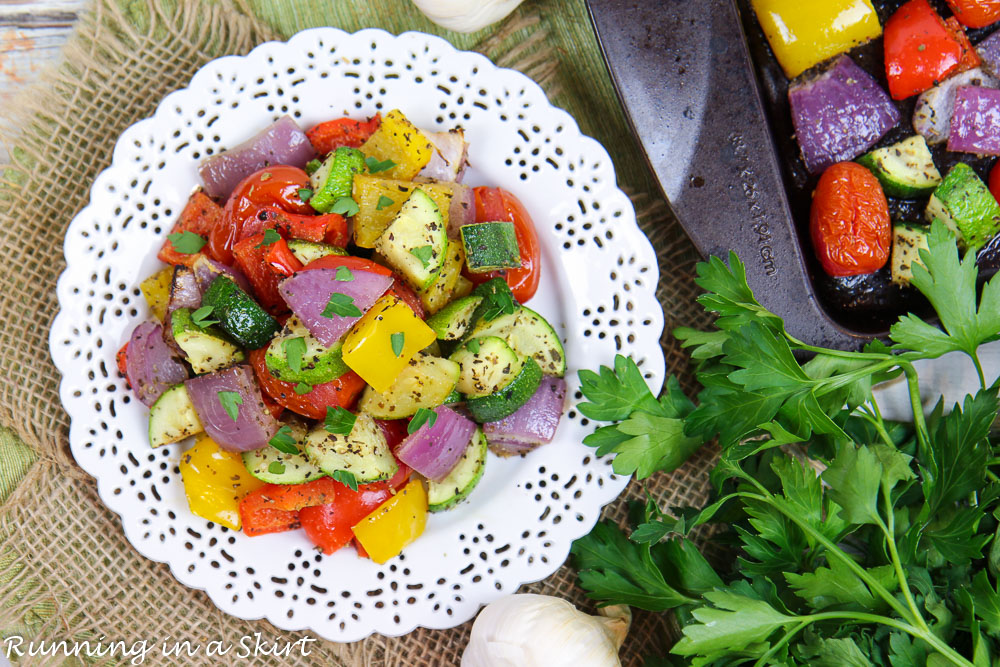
[573,220,1000,666]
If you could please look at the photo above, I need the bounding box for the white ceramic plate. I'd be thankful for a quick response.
[50,28,664,641]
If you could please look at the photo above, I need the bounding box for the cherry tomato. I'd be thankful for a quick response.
[248,348,366,420]
[210,166,312,264]
[306,114,381,156]
[943,18,982,74]
[946,0,1000,28]
[158,191,223,266]
[989,161,1000,204]
[884,0,963,100]
[466,187,541,302]
[810,162,892,277]
[116,342,131,389]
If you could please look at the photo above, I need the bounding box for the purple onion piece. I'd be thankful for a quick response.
[419,129,469,182]
[198,116,316,199]
[278,268,393,347]
[447,183,475,238]
[126,321,190,406]
[193,255,251,295]
[913,69,997,145]
[396,406,477,481]
[166,266,202,317]
[947,86,1000,156]
[979,31,1000,78]
[483,377,567,455]
[789,55,899,174]
[184,365,278,452]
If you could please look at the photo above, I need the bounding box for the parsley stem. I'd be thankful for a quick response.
[899,361,931,458]
[787,337,892,362]
[988,470,1000,484]
[881,485,929,634]
[971,350,988,391]
[752,619,810,667]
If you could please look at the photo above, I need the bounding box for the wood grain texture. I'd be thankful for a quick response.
[0,0,87,161]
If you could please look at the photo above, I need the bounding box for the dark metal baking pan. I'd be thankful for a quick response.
[586,0,994,349]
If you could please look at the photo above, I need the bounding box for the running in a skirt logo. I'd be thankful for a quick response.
[2,633,317,663]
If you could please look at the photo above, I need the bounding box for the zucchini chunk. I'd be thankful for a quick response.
[170,308,245,374]
[309,146,366,214]
[461,222,521,272]
[891,223,931,287]
[375,188,449,290]
[465,357,543,423]
[358,353,460,419]
[304,413,398,483]
[351,175,458,248]
[856,135,942,199]
[241,421,326,485]
[426,295,484,340]
[420,240,467,314]
[265,315,348,385]
[287,239,348,265]
[925,163,1000,250]
[449,336,523,398]
[201,275,280,349]
[427,429,487,512]
[149,384,204,447]
[468,306,566,377]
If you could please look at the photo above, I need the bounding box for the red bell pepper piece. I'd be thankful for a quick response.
[944,17,982,73]
[238,489,301,537]
[248,348,367,420]
[158,192,223,267]
[306,114,381,155]
[464,187,541,302]
[237,205,349,247]
[264,237,304,277]
[249,477,341,512]
[945,0,1000,28]
[298,480,395,555]
[116,342,131,388]
[884,0,964,100]
[261,392,284,420]
[232,233,285,311]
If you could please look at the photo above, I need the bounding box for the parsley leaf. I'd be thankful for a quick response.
[324,406,356,435]
[409,245,434,269]
[217,391,242,422]
[335,265,354,282]
[268,425,299,454]
[321,293,362,319]
[365,157,396,173]
[390,332,405,357]
[408,407,438,434]
[190,305,219,328]
[331,196,360,217]
[305,159,322,175]
[283,337,306,375]
[294,382,313,395]
[577,354,662,421]
[255,228,281,248]
[466,338,480,354]
[167,231,207,254]
[376,195,395,211]
[268,461,286,475]
[332,469,359,492]
[298,188,313,201]
[672,589,796,658]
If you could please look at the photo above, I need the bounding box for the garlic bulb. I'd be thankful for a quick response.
[462,594,631,667]
[411,0,526,34]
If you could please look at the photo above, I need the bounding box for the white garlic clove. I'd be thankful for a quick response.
[411,0,526,34]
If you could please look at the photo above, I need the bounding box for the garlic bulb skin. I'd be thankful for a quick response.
[462,594,630,667]
[411,0,525,34]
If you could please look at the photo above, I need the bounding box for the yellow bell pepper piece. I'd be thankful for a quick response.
[352,174,459,248]
[342,294,437,393]
[352,480,428,564]
[140,267,174,322]
[420,241,466,315]
[751,0,882,78]
[359,109,433,181]
[179,435,265,530]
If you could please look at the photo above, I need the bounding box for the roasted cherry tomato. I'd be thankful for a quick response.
[466,187,541,302]
[884,0,963,100]
[990,161,1000,204]
[306,114,381,156]
[210,166,313,264]
[158,191,223,267]
[943,17,982,74]
[946,0,1000,28]
[248,348,367,420]
[116,342,131,388]
[810,162,892,277]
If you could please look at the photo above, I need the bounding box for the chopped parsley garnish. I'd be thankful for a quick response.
[267,461,287,475]
[283,337,306,375]
[294,382,313,395]
[304,159,322,175]
[365,157,396,173]
[325,406,356,436]
[391,332,405,357]
[190,305,219,329]
[335,266,354,282]
[376,195,395,211]
[217,391,243,422]
[466,338,480,354]
[331,196,360,217]
[332,470,358,492]
[255,228,281,248]
[408,407,438,434]
[167,231,207,254]
[480,279,517,321]
[321,292,363,319]
[298,188,313,202]
[268,425,299,454]
[409,245,434,269]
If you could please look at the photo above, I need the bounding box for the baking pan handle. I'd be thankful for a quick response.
[587,0,863,349]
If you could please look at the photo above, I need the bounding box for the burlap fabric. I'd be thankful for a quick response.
[0,0,715,664]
